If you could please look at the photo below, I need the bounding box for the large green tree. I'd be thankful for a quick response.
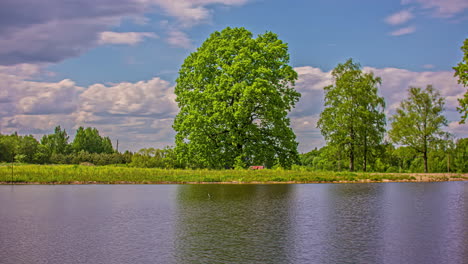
[173,27,300,169]
[389,85,448,173]
[317,59,386,171]
[453,38,468,123]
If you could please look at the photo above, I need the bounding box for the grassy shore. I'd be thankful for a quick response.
[0,164,467,184]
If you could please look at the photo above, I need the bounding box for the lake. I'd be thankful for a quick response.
[0,182,467,264]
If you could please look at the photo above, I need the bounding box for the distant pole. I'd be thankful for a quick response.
[116,139,119,153]
[11,163,13,184]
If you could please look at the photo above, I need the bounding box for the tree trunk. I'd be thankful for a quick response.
[337,148,342,171]
[349,144,355,172]
[423,134,428,173]
[423,150,428,173]
[349,129,355,172]
[363,135,368,172]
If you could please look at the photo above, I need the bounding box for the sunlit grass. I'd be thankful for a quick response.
[0,164,432,184]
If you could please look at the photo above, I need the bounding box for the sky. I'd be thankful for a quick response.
[1,0,467,153]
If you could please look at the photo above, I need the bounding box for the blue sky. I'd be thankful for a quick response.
[46,0,467,85]
[0,0,467,152]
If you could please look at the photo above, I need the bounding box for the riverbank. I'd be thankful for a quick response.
[1,164,467,184]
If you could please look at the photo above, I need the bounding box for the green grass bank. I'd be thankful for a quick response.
[1,164,467,184]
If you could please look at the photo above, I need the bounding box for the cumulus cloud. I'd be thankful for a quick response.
[292,67,331,118]
[0,63,179,151]
[385,9,414,25]
[0,0,250,65]
[98,31,158,45]
[0,64,85,136]
[2,63,466,152]
[290,67,332,152]
[0,66,83,116]
[1,114,77,135]
[362,67,464,114]
[401,0,468,17]
[165,30,193,48]
[448,121,468,136]
[0,63,43,77]
[0,0,133,65]
[79,77,176,117]
[149,0,248,25]
[18,79,83,115]
[76,77,178,150]
[389,26,416,36]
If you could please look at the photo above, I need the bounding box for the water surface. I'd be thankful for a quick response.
[0,182,467,263]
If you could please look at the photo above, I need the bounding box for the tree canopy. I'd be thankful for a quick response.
[317,59,386,171]
[173,27,300,169]
[41,126,70,155]
[389,85,448,173]
[72,127,114,154]
[453,38,468,124]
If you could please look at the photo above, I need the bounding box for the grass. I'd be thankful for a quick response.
[6,163,465,184]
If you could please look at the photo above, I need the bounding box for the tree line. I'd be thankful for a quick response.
[300,139,468,173]
[1,122,466,172]
[314,59,465,173]
[170,28,467,172]
[0,126,130,165]
[0,126,181,168]
[309,37,467,173]
[1,28,466,172]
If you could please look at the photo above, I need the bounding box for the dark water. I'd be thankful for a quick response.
[0,183,467,264]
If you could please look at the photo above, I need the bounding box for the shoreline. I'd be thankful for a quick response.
[1,177,467,185]
[1,164,466,185]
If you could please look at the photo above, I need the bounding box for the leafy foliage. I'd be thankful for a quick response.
[40,126,70,155]
[300,138,467,173]
[317,59,386,171]
[389,85,448,172]
[174,27,300,169]
[130,147,180,168]
[0,127,123,165]
[453,38,468,123]
[72,127,114,154]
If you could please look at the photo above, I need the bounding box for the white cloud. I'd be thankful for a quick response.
[18,79,83,115]
[385,9,414,25]
[0,0,250,65]
[79,77,177,117]
[2,63,466,152]
[98,31,158,45]
[401,0,468,17]
[1,114,76,135]
[0,63,43,78]
[0,16,119,65]
[389,26,416,36]
[295,67,333,91]
[423,64,435,69]
[0,66,84,117]
[290,115,325,152]
[448,121,468,136]
[165,30,192,48]
[0,63,178,151]
[291,67,333,152]
[147,0,248,25]
[76,77,178,151]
